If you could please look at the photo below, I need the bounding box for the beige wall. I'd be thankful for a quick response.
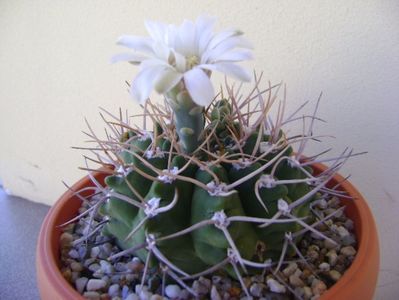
[1,1,398,298]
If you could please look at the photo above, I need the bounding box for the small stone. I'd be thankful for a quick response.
[340,246,356,257]
[342,234,356,246]
[326,250,338,266]
[70,261,83,272]
[250,282,264,297]
[336,226,349,238]
[293,268,302,278]
[89,263,101,272]
[83,291,101,299]
[100,260,114,274]
[289,274,305,287]
[307,250,319,262]
[303,286,312,299]
[282,262,298,277]
[311,279,327,296]
[192,280,209,295]
[87,279,107,291]
[315,199,328,209]
[71,271,80,282]
[329,270,342,282]
[135,285,148,295]
[60,232,73,247]
[78,245,88,258]
[228,286,241,297]
[126,260,144,272]
[62,268,72,282]
[125,294,139,300]
[323,239,338,250]
[75,277,88,294]
[114,262,127,272]
[294,286,305,298]
[199,276,212,289]
[344,219,354,230]
[318,262,330,272]
[110,275,121,284]
[211,285,222,300]
[91,246,101,258]
[108,284,120,297]
[139,289,152,300]
[68,249,80,259]
[266,278,286,293]
[165,284,181,298]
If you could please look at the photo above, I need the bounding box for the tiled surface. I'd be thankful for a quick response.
[0,188,49,300]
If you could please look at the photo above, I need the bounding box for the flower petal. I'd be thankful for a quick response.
[200,62,251,82]
[184,68,214,106]
[176,20,197,56]
[202,36,253,63]
[110,52,148,64]
[215,49,253,62]
[153,41,170,61]
[130,65,166,104]
[144,20,167,43]
[117,35,154,54]
[196,15,217,54]
[154,69,183,94]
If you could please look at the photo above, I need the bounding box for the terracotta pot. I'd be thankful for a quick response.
[36,163,379,300]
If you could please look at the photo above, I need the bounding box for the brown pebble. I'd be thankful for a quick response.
[62,268,72,283]
[340,246,357,256]
[289,274,305,287]
[228,286,241,297]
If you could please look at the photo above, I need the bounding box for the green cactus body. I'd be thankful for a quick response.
[191,165,258,265]
[94,86,329,286]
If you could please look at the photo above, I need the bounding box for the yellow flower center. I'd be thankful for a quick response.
[186,55,199,69]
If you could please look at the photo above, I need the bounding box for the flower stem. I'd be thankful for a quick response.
[167,90,204,154]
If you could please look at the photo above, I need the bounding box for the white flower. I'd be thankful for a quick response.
[112,15,253,106]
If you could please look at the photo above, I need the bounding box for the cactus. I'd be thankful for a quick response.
[74,17,361,298]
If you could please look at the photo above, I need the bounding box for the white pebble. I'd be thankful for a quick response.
[100,260,114,274]
[75,277,88,294]
[340,246,356,256]
[165,284,181,298]
[266,278,286,293]
[125,294,140,300]
[90,246,100,258]
[337,226,350,238]
[86,279,107,291]
[318,262,330,272]
[108,283,120,297]
[88,263,101,272]
[68,249,79,259]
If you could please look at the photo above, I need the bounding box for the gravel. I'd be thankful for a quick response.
[60,196,357,299]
